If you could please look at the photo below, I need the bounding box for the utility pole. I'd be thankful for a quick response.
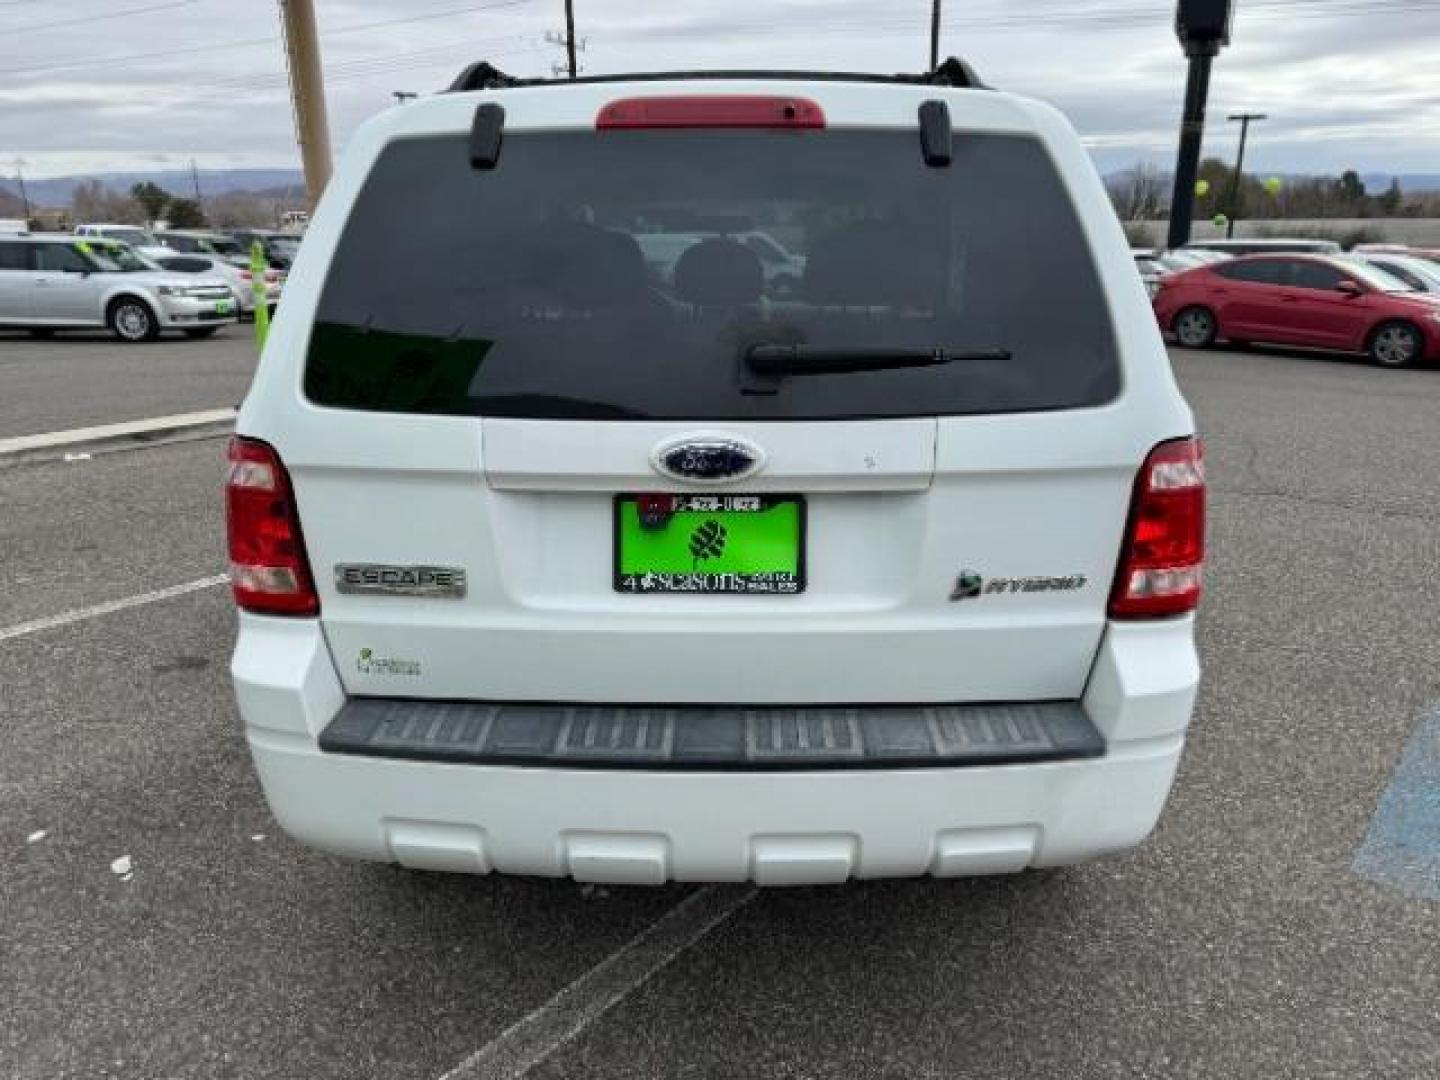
[13,159,32,223]
[189,157,204,207]
[278,0,333,211]
[544,29,584,78]
[1224,112,1267,239]
[564,0,577,78]
[1166,1,1234,251]
[929,0,942,70]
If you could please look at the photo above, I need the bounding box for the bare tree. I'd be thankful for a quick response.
[1107,163,1168,221]
[70,180,144,224]
[205,191,274,229]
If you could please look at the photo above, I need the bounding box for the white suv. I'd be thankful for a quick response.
[229,63,1203,885]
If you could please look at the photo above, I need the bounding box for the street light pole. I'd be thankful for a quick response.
[1224,112,1267,239]
[278,0,333,211]
[1166,1,1234,251]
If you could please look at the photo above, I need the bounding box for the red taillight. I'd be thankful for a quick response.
[1109,437,1205,619]
[264,269,280,283]
[239,269,253,281]
[596,95,825,130]
[225,437,319,616]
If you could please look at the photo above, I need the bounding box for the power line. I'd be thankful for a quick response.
[10,0,198,35]
[181,40,548,102]
[196,36,535,92]
[0,0,535,78]
[586,0,1440,42]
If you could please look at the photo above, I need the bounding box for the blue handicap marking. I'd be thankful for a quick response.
[1353,706,1440,900]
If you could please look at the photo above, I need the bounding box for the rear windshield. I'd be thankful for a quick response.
[306,129,1119,420]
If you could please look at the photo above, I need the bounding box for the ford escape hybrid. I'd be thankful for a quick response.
[228,62,1204,885]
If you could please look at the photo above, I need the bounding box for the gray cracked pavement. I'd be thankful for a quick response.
[1,344,1437,1079]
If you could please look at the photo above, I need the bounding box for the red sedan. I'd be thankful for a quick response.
[1153,254,1440,367]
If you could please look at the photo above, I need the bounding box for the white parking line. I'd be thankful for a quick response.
[0,575,228,644]
[439,885,758,1080]
[0,408,237,465]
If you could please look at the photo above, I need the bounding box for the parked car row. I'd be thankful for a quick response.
[72,222,303,272]
[1132,247,1231,297]
[0,232,238,341]
[1153,246,1440,367]
[59,221,302,329]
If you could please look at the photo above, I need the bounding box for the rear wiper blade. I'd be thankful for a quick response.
[744,343,1009,376]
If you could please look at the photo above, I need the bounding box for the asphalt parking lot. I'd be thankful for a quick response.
[2,340,1438,1079]
[0,328,256,440]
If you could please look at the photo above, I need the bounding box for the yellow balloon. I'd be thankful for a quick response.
[1195,180,1211,197]
[1264,177,1283,195]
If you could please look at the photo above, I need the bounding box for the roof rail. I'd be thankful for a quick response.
[446,62,521,93]
[443,57,988,95]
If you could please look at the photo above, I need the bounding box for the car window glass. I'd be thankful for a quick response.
[306,130,1121,421]
[1215,261,1282,285]
[1287,261,1344,290]
[1372,261,1424,289]
[35,244,92,273]
[742,236,783,265]
[0,242,29,270]
[160,256,211,273]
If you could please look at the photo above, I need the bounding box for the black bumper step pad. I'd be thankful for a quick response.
[319,699,1104,771]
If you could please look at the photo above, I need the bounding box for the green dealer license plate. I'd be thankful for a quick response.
[214,298,235,315]
[615,494,805,594]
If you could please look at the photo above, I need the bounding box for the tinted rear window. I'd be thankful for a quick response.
[306,129,1119,420]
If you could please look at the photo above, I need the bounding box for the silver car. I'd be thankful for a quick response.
[0,233,238,341]
[155,229,250,266]
[149,251,282,318]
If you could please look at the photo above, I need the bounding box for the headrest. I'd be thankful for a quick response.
[529,221,648,307]
[674,238,764,306]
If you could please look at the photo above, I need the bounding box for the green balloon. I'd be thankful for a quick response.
[1212,213,1229,228]
[1195,180,1211,197]
[1264,177,1283,195]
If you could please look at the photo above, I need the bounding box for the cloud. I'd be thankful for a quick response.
[1,0,1436,177]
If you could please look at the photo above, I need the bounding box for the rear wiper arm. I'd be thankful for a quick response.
[745,343,1009,375]
[741,343,1009,393]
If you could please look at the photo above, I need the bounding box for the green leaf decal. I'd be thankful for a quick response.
[689,519,728,567]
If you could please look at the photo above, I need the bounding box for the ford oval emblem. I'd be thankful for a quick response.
[651,434,767,484]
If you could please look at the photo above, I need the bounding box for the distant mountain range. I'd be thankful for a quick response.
[4,165,1440,211]
[1359,173,1440,194]
[1104,165,1440,195]
[0,169,306,208]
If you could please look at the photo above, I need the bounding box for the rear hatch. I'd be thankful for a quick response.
[273,88,1168,705]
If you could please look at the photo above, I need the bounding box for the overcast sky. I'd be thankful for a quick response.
[3,0,1439,179]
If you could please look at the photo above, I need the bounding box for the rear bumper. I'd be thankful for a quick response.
[233,616,1198,884]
